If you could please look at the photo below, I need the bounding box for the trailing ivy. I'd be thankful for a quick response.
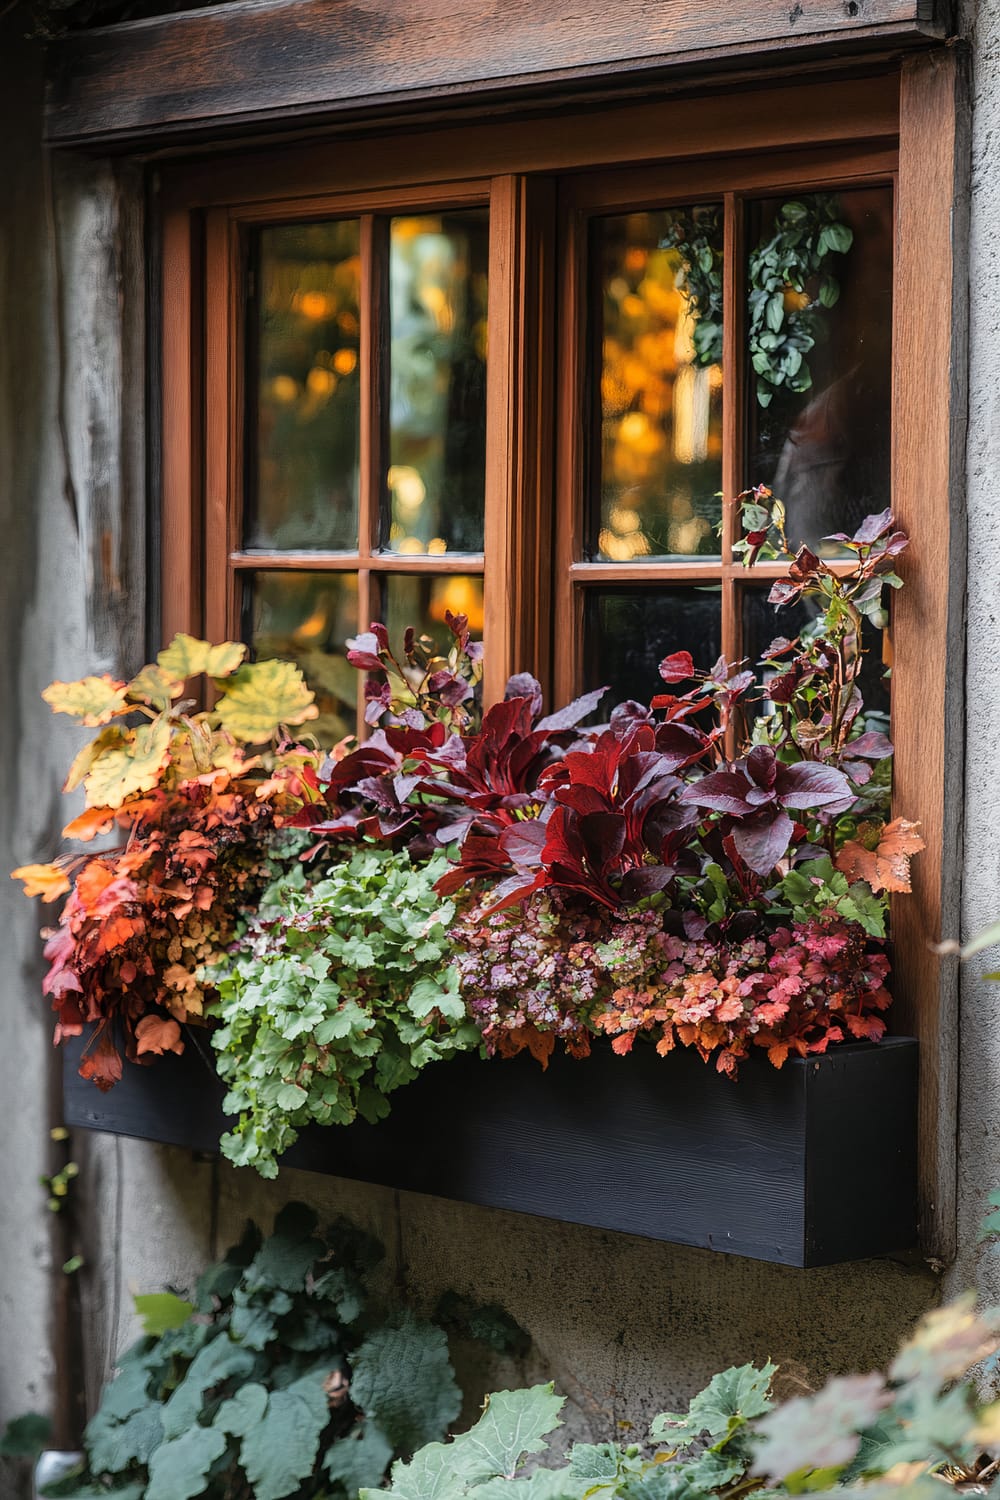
[207,847,479,1176]
[41,1202,505,1500]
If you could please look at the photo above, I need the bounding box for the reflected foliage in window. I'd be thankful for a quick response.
[245,570,359,745]
[592,205,723,561]
[582,586,722,708]
[746,187,893,553]
[249,220,362,551]
[385,211,489,556]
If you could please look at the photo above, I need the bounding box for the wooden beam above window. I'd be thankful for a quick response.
[45,0,946,148]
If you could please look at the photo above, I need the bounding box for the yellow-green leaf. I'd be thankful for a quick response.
[127,663,184,711]
[157,634,247,681]
[42,674,129,726]
[64,725,126,793]
[84,716,172,809]
[215,660,318,743]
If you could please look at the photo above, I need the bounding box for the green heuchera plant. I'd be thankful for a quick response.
[43,1202,482,1500]
[370,1295,1000,1500]
[208,847,478,1176]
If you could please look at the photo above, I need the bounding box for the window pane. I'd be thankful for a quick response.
[247,220,361,551]
[378,573,485,656]
[741,587,890,728]
[581,586,722,708]
[245,571,359,744]
[385,211,489,556]
[745,186,893,553]
[591,205,724,562]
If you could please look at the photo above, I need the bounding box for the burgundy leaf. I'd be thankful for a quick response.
[619,865,675,901]
[499,819,547,867]
[504,673,544,716]
[536,686,608,731]
[846,730,894,760]
[680,771,753,814]
[746,745,778,789]
[775,760,853,808]
[732,808,794,875]
[345,633,384,671]
[371,622,391,651]
[768,580,802,607]
[658,650,695,684]
[851,508,895,544]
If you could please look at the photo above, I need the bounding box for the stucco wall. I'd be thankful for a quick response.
[7,0,1000,1481]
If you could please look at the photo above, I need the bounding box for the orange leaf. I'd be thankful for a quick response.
[74,861,116,908]
[835,817,925,894]
[62,807,116,842]
[135,1015,184,1057]
[11,863,71,902]
[79,1031,123,1091]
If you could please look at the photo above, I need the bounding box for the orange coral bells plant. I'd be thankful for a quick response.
[13,635,321,1089]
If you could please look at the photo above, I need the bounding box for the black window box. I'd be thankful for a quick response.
[61,1033,917,1267]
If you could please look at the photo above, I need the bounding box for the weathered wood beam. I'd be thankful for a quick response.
[45,0,946,148]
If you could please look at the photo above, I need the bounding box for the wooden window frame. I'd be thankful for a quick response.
[159,58,964,1259]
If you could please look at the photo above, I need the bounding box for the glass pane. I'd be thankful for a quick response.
[582,586,722,709]
[741,587,891,728]
[248,220,361,551]
[745,186,893,553]
[379,573,485,657]
[591,205,724,562]
[385,211,489,556]
[245,571,359,744]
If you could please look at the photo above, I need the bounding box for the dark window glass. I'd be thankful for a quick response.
[244,571,359,744]
[384,211,489,556]
[247,221,362,551]
[745,186,893,553]
[378,573,485,657]
[581,586,722,709]
[590,205,724,561]
[741,586,890,729]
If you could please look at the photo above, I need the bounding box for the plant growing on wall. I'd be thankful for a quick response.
[41,1201,522,1500]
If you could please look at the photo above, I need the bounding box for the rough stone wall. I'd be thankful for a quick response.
[8,0,1000,1481]
[951,0,1000,1305]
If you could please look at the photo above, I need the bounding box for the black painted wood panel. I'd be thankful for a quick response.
[62,1034,917,1267]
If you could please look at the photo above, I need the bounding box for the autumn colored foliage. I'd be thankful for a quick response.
[14,636,321,1088]
[15,503,924,1112]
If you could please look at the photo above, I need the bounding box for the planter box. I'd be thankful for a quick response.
[62,1033,917,1268]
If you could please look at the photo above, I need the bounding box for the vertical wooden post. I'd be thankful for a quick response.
[484,175,556,706]
[161,208,201,642]
[892,47,969,1261]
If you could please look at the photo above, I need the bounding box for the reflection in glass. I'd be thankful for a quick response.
[379,573,485,661]
[582,586,722,710]
[385,212,489,556]
[248,220,361,552]
[592,206,723,561]
[245,571,359,744]
[745,187,893,553]
[741,587,890,728]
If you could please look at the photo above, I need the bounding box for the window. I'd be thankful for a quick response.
[159,64,961,1254]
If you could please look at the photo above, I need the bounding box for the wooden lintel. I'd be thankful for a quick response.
[44,0,946,149]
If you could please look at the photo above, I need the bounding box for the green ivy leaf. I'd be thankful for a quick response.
[215,1382,269,1438]
[239,1373,330,1500]
[145,1425,228,1500]
[650,1363,776,1447]
[324,1421,395,1491]
[86,1404,164,1476]
[0,1411,52,1457]
[160,1333,256,1439]
[351,1315,462,1453]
